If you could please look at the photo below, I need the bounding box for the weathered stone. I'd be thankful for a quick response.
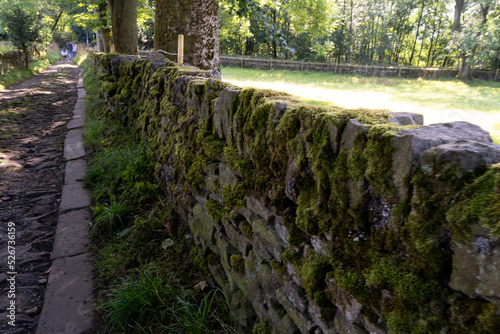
[340,119,368,151]
[361,315,387,334]
[252,218,285,261]
[110,55,134,77]
[308,301,336,334]
[419,140,500,174]
[277,314,301,334]
[219,162,239,187]
[333,309,368,334]
[393,121,493,201]
[285,155,299,203]
[326,280,363,323]
[224,223,252,256]
[247,196,274,224]
[188,203,216,252]
[450,226,500,303]
[214,87,240,140]
[388,112,424,126]
[228,290,256,328]
[283,280,309,313]
[276,287,317,333]
[327,120,341,156]
[275,215,291,248]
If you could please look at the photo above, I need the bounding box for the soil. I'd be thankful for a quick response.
[0,57,80,333]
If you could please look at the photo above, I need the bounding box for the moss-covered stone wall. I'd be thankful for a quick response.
[93,52,500,334]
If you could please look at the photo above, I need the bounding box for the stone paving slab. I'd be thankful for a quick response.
[65,158,87,185]
[59,183,91,212]
[77,78,84,89]
[64,128,85,161]
[67,117,85,130]
[51,209,92,260]
[77,89,86,99]
[36,253,94,334]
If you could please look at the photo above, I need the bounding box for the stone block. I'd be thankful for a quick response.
[36,253,94,334]
[419,140,500,174]
[252,218,285,262]
[59,183,91,212]
[388,112,424,126]
[392,121,493,201]
[340,119,368,151]
[51,209,91,260]
[450,226,500,303]
[64,159,87,185]
[214,87,240,140]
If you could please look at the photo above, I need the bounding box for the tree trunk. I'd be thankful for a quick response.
[97,2,112,52]
[107,0,138,54]
[51,9,63,32]
[409,0,426,66]
[453,0,470,79]
[155,0,220,76]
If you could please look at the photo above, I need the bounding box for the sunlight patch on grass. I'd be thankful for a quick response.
[222,66,500,143]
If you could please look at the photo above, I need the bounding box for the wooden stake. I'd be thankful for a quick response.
[495,69,499,81]
[177,34,184,65]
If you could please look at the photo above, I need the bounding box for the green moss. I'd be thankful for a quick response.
[222,184,246,211]
[252,318,272,334]
[223,147,253,178]
[240,221,254,240]
[230,254,245,275]
[102,81,118,94]
[299,252,333,306]
[364,123,401,199]
[295,183,319,234]
[206,199,223,221]
[270,259,287,278]
[446,164,500,238]
[365,256,439,306]
[189,246,212,278]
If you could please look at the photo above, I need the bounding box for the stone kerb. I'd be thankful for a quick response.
[94,53,500,334]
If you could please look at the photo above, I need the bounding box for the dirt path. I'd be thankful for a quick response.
[0,58,80,333]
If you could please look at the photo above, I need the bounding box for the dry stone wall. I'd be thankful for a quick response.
[94,52,500,333]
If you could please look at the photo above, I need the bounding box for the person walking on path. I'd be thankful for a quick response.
[72,42,78,58]
[66,39,74,59]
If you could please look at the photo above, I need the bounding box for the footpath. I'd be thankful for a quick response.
[0,59,94,333]
[35,73,94,333]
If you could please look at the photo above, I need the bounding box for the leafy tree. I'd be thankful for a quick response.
[0,2,49,67]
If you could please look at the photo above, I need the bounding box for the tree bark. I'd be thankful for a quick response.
[97,1,112,52]
[453,0,471,79]
[155,0,220,76]
[107,0,138,54]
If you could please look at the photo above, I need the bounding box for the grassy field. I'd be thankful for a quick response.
[222,67,500,143]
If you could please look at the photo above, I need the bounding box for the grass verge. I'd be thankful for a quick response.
[222,66,500,144]
[76,47,235,333]
[0,42,61,90]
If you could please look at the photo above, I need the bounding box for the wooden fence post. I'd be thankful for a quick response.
[335,61,337,73]
[177,34,184,65]
[495,69,499,81]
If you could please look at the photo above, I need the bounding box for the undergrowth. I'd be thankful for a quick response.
[0,42,61,89]
[77,47,235,333]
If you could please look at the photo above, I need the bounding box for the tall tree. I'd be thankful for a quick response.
[107,0,138,54]
[96,1,111,52]
[155,0,220,76]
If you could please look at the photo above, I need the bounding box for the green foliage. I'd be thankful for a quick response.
[101,265,229,333]
[0,3,51,67]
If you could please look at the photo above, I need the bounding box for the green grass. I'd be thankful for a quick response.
[222,66,500,113]
[78,46,235,333]
[222,66,500,144]
[0,43,61,90]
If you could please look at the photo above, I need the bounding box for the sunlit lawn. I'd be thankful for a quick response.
[222,66,500,143]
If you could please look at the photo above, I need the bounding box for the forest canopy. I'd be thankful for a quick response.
[0,0,499,71]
